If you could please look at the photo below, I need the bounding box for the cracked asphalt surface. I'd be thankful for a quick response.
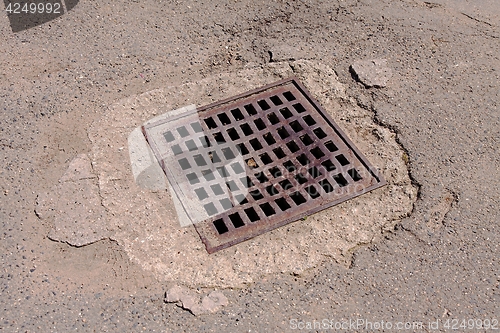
[1,0,498,331]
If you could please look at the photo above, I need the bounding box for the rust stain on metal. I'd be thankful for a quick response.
[143,77,386,253]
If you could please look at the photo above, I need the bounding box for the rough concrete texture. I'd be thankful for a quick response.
[84,60,417,288]
[58,153,95,183]
[166,286,228,316]
[35,154,109,247]
[350,59,393,88]
[267,41,316,63]
[128,127,167,192]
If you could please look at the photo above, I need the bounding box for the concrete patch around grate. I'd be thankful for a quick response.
[142,78,386,253]
[165,286,229,316]
[35,154,109,247]
[86,60,417,288]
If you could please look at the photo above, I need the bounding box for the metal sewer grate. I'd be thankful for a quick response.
[142,77,386,253]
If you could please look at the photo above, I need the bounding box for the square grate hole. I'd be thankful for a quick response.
[222,147,236,160]
[297,154,310,166]
[231,108,244,121]
[178,158,191,170]
[195,187,209,200]
[336,154,350,166]
[143,77,386,253]
[267,112,280,125]
[213,132,226,143]
[177,126,190,137]
[237,143,249,155]
[245,104,258,115]
[226,180,239,192]
[325,141,338,152]
[290,120,303,132]
[290,191,307,205]
[204,202,218,216]
[244,207,260,222]
[209,151,221,163]
[240,123,253,136]
[164,131,175,142]
[259,153,273,165]
[313,127,327,139]
[321,159,336,172]
[240,176,254,188]
[283,91,296,101]
[310,147,325,159]
[235,194,248,205]
[333,173,349,187]
[186,172,200,185]
[217,166,229,178]
[303,115,316,126]
[231,162,245,174]
[204,117,217,129]
[186,139,198,151]
[273,147,286,159]
[305,185,321,199]
[292,103,306,113]
[269,166,282,178]
[193,154,207,166]
[348,168,363,181]
[220,198,233,210]
[270,95,283,105]
[191,122,204,133]
[275,197,291,211]
[319,179,334,193]
[277,127,290,139]
[229,212,245,228]
[283,160,296,172]
[255,171,268,183]
[279,107,293,119]
[213,219,228,234]
[249,138,263,151]
[249,189,264,200]
[300,134,314,146]
[217,113,231,125]
[211,184,224,195]
[254,118,266,130]
[266,184,279,196]
[172,144,183,156]
[259,202,276,216]
[258,99,271,110]
[263,133,276,145]
[227,128,240,140]
[286,141,300,153]
[199,136,211,148]
[201,169,215,181]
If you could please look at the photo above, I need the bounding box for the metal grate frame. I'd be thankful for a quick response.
[143,77,386,253]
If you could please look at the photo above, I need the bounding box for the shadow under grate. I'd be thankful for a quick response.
[143,77,386,253]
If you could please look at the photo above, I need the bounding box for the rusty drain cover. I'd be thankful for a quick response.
[142,77,386,253]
